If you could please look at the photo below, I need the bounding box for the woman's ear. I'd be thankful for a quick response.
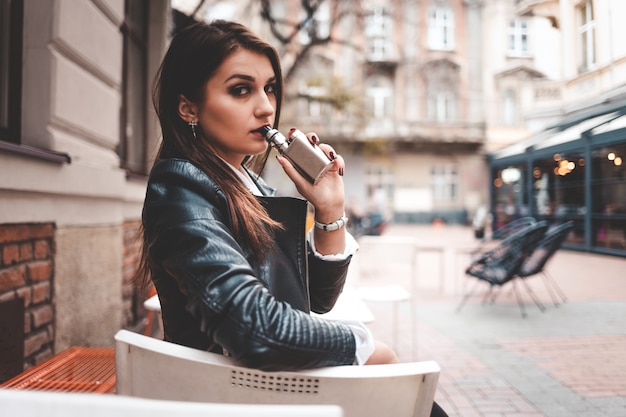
[178,95,198,123]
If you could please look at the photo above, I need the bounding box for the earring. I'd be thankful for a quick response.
[188,120,197,139]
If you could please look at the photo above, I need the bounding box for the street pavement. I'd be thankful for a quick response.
[350,223,626,417]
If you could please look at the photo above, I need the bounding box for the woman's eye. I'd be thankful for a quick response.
[265,83,277,95]
[229,85,251,96]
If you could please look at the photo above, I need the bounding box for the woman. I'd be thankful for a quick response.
[138,19,449,417]
[137,19,397,371]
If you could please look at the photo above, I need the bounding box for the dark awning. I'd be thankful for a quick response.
[491,100,626,161]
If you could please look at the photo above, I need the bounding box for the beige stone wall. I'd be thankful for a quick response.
[54,225,123,351]
[0,0,170,359]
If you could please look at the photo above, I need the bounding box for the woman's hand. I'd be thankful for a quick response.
[275,130,345,213]
[276,130,347,255]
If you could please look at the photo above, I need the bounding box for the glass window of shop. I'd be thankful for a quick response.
[591,143,626,250]
[492,163,528,230]
[531,150,586,246]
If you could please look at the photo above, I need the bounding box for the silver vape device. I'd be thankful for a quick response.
[260,126,333,184]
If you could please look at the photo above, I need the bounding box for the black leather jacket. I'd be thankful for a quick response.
[142,158,356,370]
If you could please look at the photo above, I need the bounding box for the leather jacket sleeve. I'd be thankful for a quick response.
[308,254,351,313]
[143,159,357,371]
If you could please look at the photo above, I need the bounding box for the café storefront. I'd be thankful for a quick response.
[489,105,626,257]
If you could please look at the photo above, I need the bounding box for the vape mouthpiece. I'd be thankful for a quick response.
[259,126,286,149]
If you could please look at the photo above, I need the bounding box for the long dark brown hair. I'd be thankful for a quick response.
[136,20,284,286]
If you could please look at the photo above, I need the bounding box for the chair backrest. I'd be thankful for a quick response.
[0,388,343,417]
[115,330,440,417]
[466,221,548,285]
[518,221,574,277]
[471,217,537,258]
[490,217,536,240]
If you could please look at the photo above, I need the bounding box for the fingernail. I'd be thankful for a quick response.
[329,151,336,160]
[339,168,344,176]
[311,134,319,144]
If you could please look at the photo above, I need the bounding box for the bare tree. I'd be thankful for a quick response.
[258,0,365,113]
[174,0,364,111]
[259,0,361,82]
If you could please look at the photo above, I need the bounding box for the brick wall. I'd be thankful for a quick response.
[0,220,148,375]
[122,220,149,331]
[0,223,55,371]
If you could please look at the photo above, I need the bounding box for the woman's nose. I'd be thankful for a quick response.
[254,93,275,118]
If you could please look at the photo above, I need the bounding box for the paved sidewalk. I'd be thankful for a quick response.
[351,224,626,417]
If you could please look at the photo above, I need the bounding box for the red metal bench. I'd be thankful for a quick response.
[0,346,115,393]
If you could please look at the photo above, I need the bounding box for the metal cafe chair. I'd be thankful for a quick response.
[516,221,574,307]
[470,217,537,259]
[489,217,538,240]
[456,221,549,318]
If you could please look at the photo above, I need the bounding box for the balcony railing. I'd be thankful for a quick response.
[515,0,559,28]
[323,119,485,145]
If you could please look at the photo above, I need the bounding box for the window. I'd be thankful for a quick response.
[366,164,393,215]
[591,143,626,250]
[365,76,393,119]
[427,89,456,122]
[492,163,528,228]
[577,0,595,72]
[508,19,529,56]
[364,7,393,61]
[299,85,328,118]
[424,59,459,123]
[502,89,517,125]
[299,1,330,45]
[532,152,586,219]
[119,0,149,174]
[428,4,454,50]
[0,0,23,143]
[431,165,457,202]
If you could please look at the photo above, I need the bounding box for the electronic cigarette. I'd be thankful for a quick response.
[259,126,333,184]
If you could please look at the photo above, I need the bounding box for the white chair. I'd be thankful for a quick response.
[143,292,163,337]
[115,330,440,417]
[0,388,343,417]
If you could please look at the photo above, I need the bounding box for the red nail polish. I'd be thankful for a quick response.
[312,134,319,143]
[339,168,344,176]
[330,151,336,160]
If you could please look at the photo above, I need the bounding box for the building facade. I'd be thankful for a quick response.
[187,0,626,252]
[240,0,491,225]
[488,0,626,256]
[2,0,623,380]
[0,0,170,378]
